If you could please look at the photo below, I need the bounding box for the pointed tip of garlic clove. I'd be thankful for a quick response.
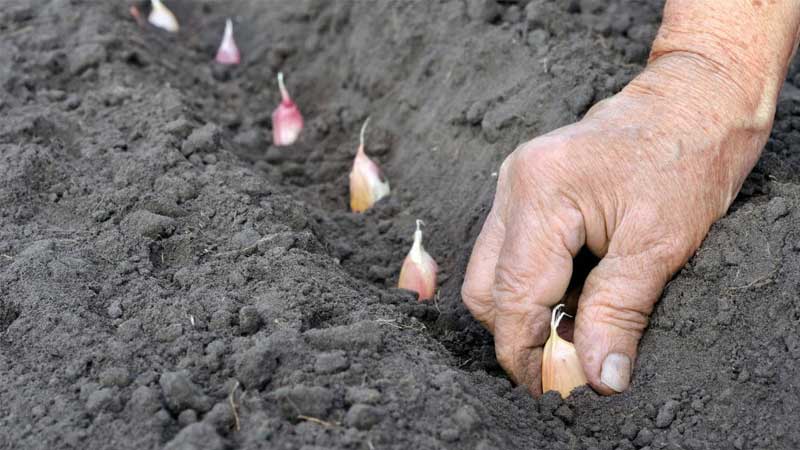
[277,71,291,104]
[148,0,179,33]
[215,18,241,65]
[271,73,303,146]
[542,305,588,398]
[349,119,389,212]
[398,220,438,301]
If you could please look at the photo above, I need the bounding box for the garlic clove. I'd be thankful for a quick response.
[398,220,438,301]
[349,118,390,212]
[215,19,241,65]
[542,304,588,398]
[271,72,303,146]
[148,0,179,33]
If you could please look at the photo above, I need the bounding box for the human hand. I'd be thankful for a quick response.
[461,53,774,395]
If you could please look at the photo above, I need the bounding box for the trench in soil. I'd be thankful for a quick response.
[151,0,538,375]
[8,0,800,448]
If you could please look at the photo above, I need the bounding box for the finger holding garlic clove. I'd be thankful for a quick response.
[272,72,304,146]
[542,304,588,398]
[349,118,390,212]
[398,220,438,301]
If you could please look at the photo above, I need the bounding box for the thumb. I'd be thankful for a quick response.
[573,243,675,394]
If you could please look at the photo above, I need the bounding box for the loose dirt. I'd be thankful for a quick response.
[2,1,800,449]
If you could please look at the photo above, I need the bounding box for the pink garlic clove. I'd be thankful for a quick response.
[398,220,438,301]
[215,19,241,65]
[271,72,303,146]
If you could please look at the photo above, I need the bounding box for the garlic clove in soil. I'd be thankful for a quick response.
[349,117,390,212]
[542,304,588,398]
[148,0,179,33]
[398,220,438,301]
[271,72,304,146]
[215,19,241,65]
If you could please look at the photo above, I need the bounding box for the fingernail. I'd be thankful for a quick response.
[600,353,631,392]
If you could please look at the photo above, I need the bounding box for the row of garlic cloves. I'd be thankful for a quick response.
[133,2,303,147]
[349,120,437,301]
[135,1,437,300]
[139,0,591,401]
[133,1,242,66]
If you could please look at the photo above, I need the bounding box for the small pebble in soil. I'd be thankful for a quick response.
[620,420,638,440]
[440,428,461,443]
[554,405,574,424]
[765,197,789,223]
[121,210,177,240]
[164,117,193,138]
[273,385,334,419]
[130,386,160,415]
[163,423,224,450]
[107,301,123,319]
[634,428,654,447]
[344,404,384,430]
[238,306,262,335]
[86,387,122,413]
[159,371,213,414]
[538,390,563,415]
[235,342,277,390]
[466,100,489,125]
[204,402,235,433]
[655,400,680,428]
[99,367,130,387]
[64,94,81,110]
[314,351,350,374]
[345,387,382,405]
[181,123,221,157]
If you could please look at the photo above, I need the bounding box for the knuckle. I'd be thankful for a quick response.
[580,297,651,336]
[494,344,518,380]
[461,281,496,330]
[624,229,689,277]
[460,282,485,312]
[492,265,530,306]
[513,143,564,178]
[505,139,586,208]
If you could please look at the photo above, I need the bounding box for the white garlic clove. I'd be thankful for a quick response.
[271,72,303,146]
[542,304,588,398]
[148,0,179,33]
[398,220,438,301]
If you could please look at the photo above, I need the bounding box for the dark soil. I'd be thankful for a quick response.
[2,0,800,449]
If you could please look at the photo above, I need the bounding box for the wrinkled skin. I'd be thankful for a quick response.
[461,51,778,395]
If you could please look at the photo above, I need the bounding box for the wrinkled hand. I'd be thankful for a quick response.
[462,55,770,395]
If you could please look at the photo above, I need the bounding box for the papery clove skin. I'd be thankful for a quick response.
[349,118,390,212]
[541,304,588,398]
[398,220,438,301]
[271,72,304,146]
[148,0,179,33]
[215,19,241,65]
